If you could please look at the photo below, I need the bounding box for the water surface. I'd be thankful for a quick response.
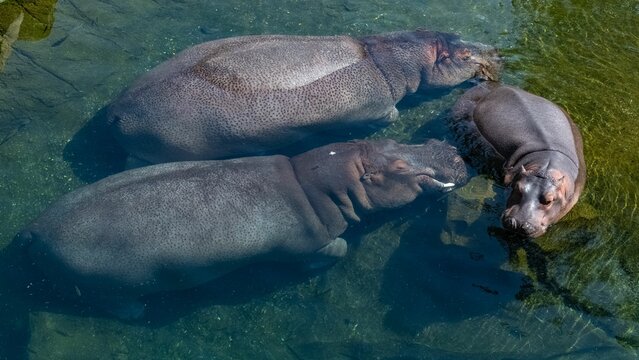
[0,0,637,358]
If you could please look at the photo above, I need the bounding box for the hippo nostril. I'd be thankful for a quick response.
[503,217,517,230]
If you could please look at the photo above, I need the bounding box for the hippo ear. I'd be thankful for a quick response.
[361,170,384,184]
[504,165,526,185]
[504,171,514,186]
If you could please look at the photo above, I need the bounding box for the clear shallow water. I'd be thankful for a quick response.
[0,0,637,359]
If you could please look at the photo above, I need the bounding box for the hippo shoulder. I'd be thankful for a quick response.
[188,35,368,92]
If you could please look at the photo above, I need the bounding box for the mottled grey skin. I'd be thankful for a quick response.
[451,83,586,238]
[107,30,500,164]
[17,139,468,319]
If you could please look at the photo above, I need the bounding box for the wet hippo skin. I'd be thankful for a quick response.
[451,82,586,238]
[16,139,468,319]
[106,30,500,164]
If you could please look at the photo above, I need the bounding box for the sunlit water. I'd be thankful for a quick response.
[0,0,637,359]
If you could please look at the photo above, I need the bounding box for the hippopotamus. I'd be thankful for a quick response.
[106,30,501,164]
[17,139,468,318]
[450,83,586,238]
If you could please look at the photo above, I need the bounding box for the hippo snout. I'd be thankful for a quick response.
[474,47,502,82]
[501,215,544,238]
[437,153,470,191]
[420,142,470,191]
[452,154,470,184]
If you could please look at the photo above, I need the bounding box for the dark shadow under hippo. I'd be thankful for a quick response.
[106,30,501,164]
[450,82,586,238]
[15,139,468,319]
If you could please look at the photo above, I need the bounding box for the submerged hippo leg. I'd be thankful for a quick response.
[101,296,146,320]
[305,237,348,270]
[125,155,153,170]
[369,107,400,129]
[376,107,399,126]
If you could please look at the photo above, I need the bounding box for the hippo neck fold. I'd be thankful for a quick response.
[290,142,374,239]
[361,34,424,102]
[512,149,580,184]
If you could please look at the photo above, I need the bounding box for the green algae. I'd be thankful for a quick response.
[0,0,57,41]
[505,0,639,332]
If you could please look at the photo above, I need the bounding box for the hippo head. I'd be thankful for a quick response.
[413,30,502,89]
[501,166,575,238]
[361,139,469,209]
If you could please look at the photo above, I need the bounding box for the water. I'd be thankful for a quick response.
[1,0,638,358]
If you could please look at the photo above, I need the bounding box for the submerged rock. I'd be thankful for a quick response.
[0,11,21,71]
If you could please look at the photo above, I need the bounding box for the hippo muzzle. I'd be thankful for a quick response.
[501,210,548,238]
[500,172,566,238]
[402,139,469,193]
[468,42,502,82]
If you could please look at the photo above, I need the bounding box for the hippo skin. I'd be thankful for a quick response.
[17,139,468,318]
[451,82,586,238]
[106,30,500,164]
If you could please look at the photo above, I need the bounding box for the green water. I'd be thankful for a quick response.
[1,0,638,358]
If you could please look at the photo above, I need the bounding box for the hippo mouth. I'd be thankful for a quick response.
[417,173,457,192]
[473,55,502,82]
[501,215,547,238]
[475,62,500,82]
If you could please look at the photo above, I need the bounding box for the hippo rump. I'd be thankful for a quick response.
[106,30,501,164]
[17,139,468,319]
[450,82,586,238]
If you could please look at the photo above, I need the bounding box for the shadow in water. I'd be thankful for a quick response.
[140,261,330,326]
[0,237,39,360]
[0,201,418,358]
[409,108,456,145]
[62,107,128,183]
[379,197,526,335]
[0,231,328,359]
[491,222,615,318]
[285,339,474,360]
[396,84,468,112]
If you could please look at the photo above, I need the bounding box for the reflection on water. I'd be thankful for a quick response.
[0,0,638,358]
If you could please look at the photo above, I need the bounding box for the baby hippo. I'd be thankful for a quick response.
[451,83,586,238]
[107,30,500,164]
[17,139,468,318]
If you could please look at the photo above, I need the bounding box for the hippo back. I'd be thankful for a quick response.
[107,35,395,163]
[191,35,366,92]
[25,157,331,295]
[472,85,579,169]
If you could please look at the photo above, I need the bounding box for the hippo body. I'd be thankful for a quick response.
[18,139,468,318]
[107,31,499,164]
[451,83,586,238]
